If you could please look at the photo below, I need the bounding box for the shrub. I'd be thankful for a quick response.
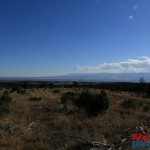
[60,91,76,111]
[143,105,150,112]
[17,87,26,94]
[10,86,26,94]
[0,90,12,104]
[121,99,140,109]
[60,90,109,116]
[75,90,109,117]
[60,91,76,105]
[20,82,28,89]
[29,97,41,101]
[0,104,10,114]
[0,86,3,90]
[0,91,12,114]
[52,89,60,94]
[73,81,78,88]
[40,82,49,88]
[146,86,150,97]
[49,82,55,89]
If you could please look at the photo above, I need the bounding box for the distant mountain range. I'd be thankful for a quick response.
[0,73,150,83]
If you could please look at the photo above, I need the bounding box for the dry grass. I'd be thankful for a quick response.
[0,88,150,149]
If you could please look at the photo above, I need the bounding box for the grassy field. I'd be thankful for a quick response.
[0,87,150,150]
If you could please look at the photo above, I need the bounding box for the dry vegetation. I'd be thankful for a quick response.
[0,86,150,150]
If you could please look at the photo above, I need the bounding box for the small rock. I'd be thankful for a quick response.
[138,126,144,132]
[121,138,127,143]
[27,122,36,131]
[5,124,18,134]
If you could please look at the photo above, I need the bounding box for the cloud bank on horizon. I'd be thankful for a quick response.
[74,56,150,73]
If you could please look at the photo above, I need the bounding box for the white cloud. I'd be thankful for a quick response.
[74,56,150,73]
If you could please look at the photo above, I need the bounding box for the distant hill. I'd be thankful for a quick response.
[0,73,150,83]
[48,72,150,82]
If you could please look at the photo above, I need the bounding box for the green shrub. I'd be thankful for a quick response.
[49,82,55,89]
[121,99,140,109]
[75,90,109,117]
[0,104,10,114]
[0,90,12,104]
[60,91,76,105]
[17,87,26,94]
[60,90,109,116]
[73,81,78,87]
[10,86,26,94]
[143,104,150,112]
[0,86,3,90]
[52,89,60,94]
[146,86,150,97]
[20,82,28,89]
[0,91,12,114]
[40,82,49,88]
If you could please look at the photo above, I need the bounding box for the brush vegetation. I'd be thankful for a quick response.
[0,82,149,149]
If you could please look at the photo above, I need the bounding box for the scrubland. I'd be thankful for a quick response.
[0,85,150,150]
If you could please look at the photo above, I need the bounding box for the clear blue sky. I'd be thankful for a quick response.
[0,0,150,77]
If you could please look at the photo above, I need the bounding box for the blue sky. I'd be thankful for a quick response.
[0,0,150,77]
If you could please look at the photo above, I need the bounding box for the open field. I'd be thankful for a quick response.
[0,83,150,150]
